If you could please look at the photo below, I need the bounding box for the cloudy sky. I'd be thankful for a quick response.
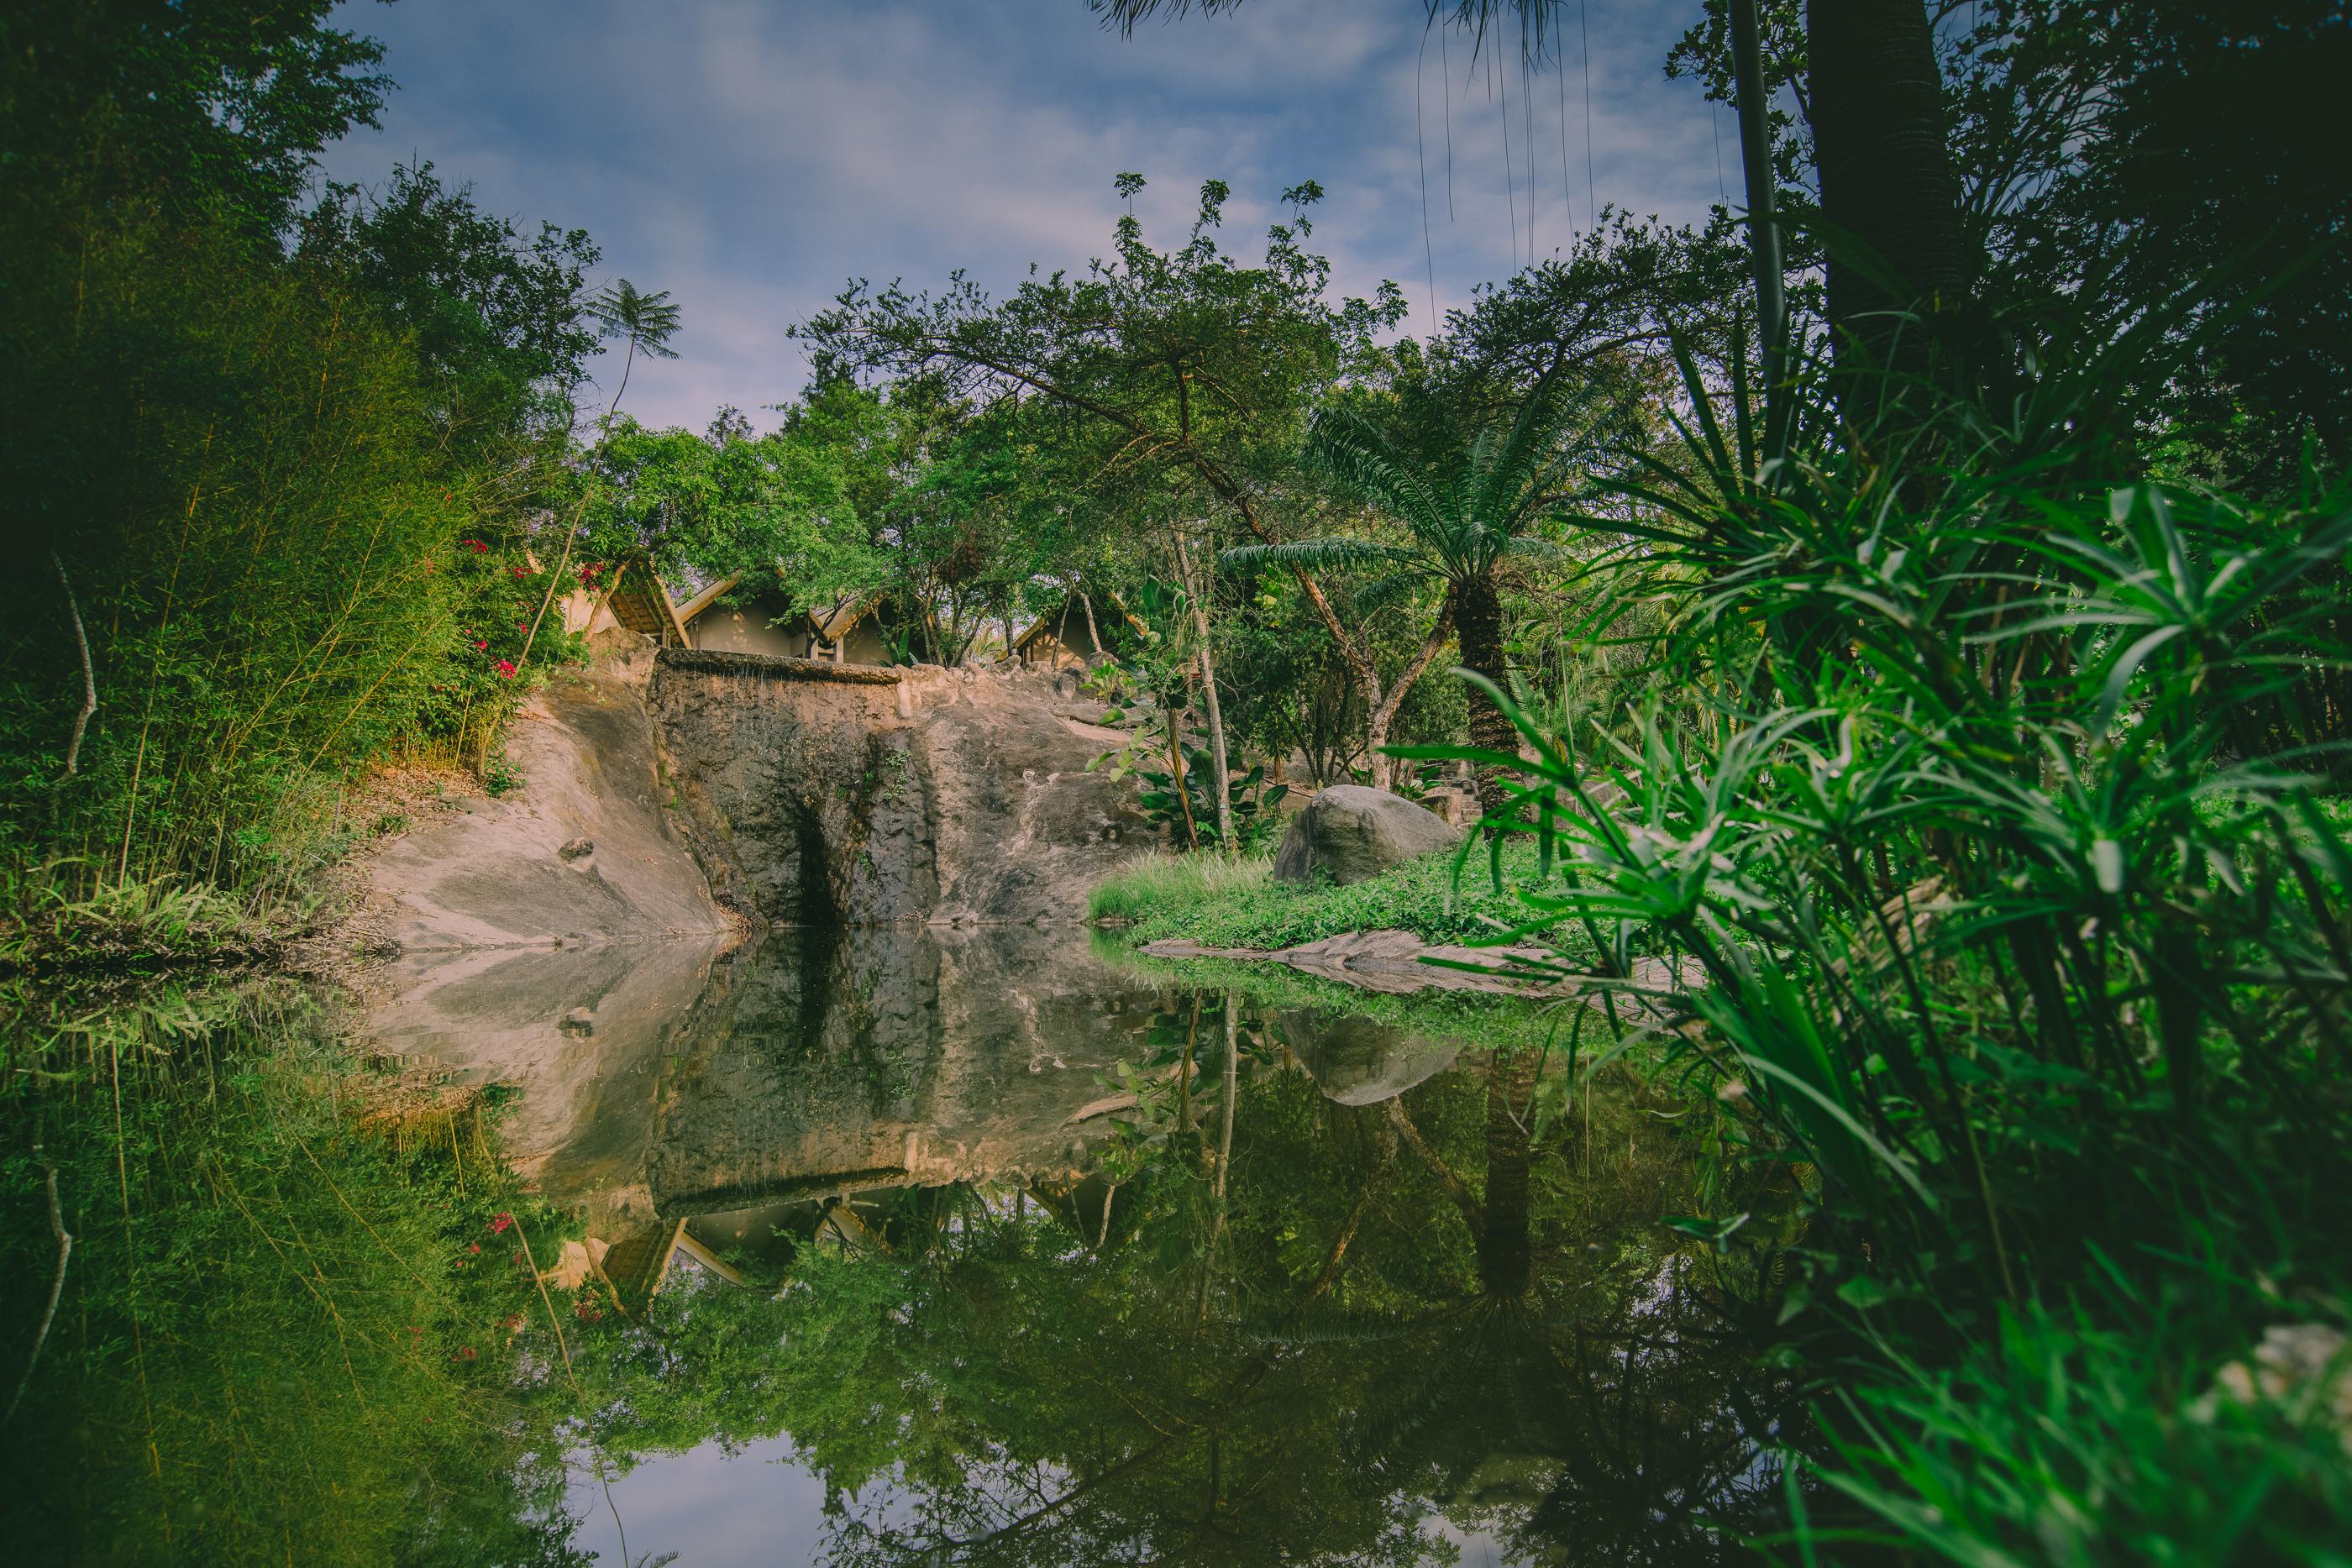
[323,0,1731,433]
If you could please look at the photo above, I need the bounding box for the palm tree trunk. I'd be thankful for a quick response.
[1806,0,1967,380]
[520,338,639,670]
[1729,0,1788,407]
[1452,573,1516,828]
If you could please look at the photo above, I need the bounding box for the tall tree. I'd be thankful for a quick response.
[799,176,1420,779]
[1804,0,1969,378]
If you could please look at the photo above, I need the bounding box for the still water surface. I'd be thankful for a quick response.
[3,926,1796,1565]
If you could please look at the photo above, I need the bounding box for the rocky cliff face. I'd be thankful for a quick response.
[648,649,1151,925]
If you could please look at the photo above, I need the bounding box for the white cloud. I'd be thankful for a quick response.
[324,0,1720,432]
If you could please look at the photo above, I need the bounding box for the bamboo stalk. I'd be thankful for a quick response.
[2,1144,71,1426]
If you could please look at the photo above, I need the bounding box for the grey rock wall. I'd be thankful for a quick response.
[648,651,1152,925]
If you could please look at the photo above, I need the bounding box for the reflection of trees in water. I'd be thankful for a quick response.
[583,1001,1799,1565]
[1298,1049,1791,1565]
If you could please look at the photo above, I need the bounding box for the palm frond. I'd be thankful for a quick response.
[1220,536,1421,574]
[1303,404,1457,541]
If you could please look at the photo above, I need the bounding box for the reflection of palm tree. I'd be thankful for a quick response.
[1479,1048,1539,1299]
[1382,1048,1539,1303]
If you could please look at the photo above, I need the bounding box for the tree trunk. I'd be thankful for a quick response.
[1452,573,1516,829]
[50,552,97,782]
[1173,524,1235,852]
[1166,700,1200,852]
[1196,639,1235,854]
[1805,0,1967,377]
[1729,0,1788,407]
[1362,600,1457,798]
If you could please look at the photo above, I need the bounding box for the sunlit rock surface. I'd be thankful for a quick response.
[359,642,732,950]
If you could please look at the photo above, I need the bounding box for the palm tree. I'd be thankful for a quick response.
[1224,369,1587,824]
[520,279,684,667]
[582,278,684,423]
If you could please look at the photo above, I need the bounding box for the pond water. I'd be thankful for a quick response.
[0,927,1800,1565]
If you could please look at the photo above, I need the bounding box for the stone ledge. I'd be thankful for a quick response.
[654,646,906,686]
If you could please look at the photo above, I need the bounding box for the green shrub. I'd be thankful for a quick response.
[1782,1278,2352,1566]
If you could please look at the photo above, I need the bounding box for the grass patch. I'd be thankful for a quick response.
[0,861,271,973]
[1089,842,1586,952]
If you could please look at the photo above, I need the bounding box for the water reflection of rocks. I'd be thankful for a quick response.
[373,927,1799,1563]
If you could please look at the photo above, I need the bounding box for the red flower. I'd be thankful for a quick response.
[471,540,490,554]
[489,1213,513,1235]
[453,1346,478,1361]
[496,660,517,679]
[469,1242,481,1255]
[475,640,488,651]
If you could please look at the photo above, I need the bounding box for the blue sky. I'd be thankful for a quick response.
[323,0,1730,433]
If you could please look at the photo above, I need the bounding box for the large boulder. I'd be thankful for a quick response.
[1272,785,1465,888]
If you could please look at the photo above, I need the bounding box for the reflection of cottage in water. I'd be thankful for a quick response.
[597,1194,911,1308]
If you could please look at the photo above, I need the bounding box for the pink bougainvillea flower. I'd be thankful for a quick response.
[475,640,487,651]
[489,1213,513,1235]
[496,660,517,679]
[472,540,489,554]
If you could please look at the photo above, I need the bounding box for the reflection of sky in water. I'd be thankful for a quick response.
[564,1438,835,1565]
[565,1439,1519,1567]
